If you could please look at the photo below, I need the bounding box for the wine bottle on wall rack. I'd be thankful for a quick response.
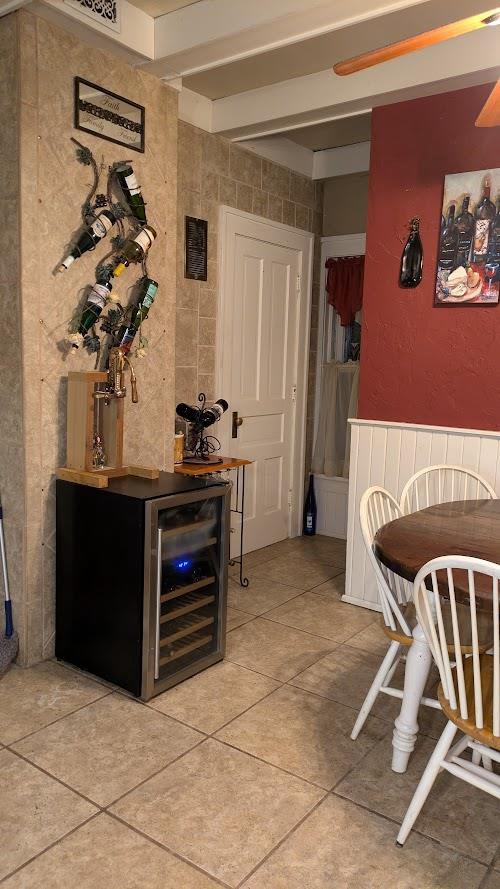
[70,281,113,349]
[439,204,459,271]
[111,225,157,277]
[116,278,158,352]
[58,210,116,272]
[455,196,474,264]
[473,177,495,264]
[114,163,147,224]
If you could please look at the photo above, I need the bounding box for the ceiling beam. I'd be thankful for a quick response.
[146,0,435,79]
[210,27,500,138]
[313,142,370,179]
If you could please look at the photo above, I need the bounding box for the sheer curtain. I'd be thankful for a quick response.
[312,361,360,478]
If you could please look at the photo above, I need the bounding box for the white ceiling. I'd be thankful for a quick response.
[285,115,372,152]
[182,0,492,100]
[127,0,201,17]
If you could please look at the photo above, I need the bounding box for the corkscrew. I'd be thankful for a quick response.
[94,346,139,404]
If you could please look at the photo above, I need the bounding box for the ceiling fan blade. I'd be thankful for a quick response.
[475,79,500,126]
[333,9,500,76]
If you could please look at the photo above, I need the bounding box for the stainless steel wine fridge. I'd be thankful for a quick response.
[56,472,231,700]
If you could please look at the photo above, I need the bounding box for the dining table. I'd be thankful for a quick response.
[374,498,500,774]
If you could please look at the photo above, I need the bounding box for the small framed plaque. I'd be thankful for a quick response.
[74,77,145,153]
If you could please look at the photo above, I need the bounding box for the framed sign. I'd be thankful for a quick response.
[74,77,145,153]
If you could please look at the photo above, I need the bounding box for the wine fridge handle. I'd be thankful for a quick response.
[154,528,162,680]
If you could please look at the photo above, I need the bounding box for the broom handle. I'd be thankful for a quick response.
[0,504,13,638]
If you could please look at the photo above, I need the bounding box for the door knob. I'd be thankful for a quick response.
[232,411,244,439]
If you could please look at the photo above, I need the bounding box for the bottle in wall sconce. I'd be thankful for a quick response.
[303,474,317,536]
[116,278,158,352]
[111,226,157,277]
[399,217,423,288]
[58,210,116,272]
[114,163,147,224]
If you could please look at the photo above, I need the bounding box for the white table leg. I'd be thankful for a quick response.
[391,621,432,774]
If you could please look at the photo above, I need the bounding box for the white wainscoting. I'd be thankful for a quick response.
[314,474,349,539]
[344,419,500,611]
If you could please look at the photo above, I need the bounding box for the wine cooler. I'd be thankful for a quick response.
[56,472,230,700]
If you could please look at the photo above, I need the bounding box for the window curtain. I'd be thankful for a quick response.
[326,256,365,326]
[312,361,360,478]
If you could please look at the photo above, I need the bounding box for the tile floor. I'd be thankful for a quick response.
[1,534,499,888]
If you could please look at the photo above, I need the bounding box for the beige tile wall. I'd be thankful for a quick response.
[14,10,178,664]
[175,122,324,476]
[0,14,27,658]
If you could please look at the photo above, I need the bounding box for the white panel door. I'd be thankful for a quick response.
[228,233,300,551]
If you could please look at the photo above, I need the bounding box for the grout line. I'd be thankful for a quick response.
[235,793,328,888]
[106,810,234,889]
[206,682,285,737]
[8,747,104,809]
[4,688,114,747]
[211,734,331,792]
[329,791,495,871]
[104,735,209,810]
[0,812,101,886]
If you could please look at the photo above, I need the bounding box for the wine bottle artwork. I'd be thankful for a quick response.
[61,138,159,371]
[399,217,423,288]
[473,176,495,265]
[435,167,500,307]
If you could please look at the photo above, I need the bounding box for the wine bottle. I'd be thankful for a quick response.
[58,210,116,272]
[473,177,496,264]
[487,197,500,264]
[303,474,317,536]
[455,196,474,264]
[111,225,157,277]
[68,281,112,350]
[114,163,147,224]
[116,278,158,352]
[399,217,423,288]
[439,205,459,271]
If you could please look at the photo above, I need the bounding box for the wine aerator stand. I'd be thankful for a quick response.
[56,354,159,489]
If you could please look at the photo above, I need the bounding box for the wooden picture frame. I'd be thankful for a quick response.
[74,77,145,153]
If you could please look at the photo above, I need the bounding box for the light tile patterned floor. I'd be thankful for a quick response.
[1,535,499,888]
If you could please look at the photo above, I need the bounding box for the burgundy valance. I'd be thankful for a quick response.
[325,255,365,327]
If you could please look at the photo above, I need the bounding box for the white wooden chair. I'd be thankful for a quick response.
[400,465,496,515]
[351,486,440,741]
[397,555,500,846]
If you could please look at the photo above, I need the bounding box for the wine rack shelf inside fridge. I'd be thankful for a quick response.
[56,473,231,700]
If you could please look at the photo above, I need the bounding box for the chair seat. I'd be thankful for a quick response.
[438,655,500,750]
[381,600,493,653]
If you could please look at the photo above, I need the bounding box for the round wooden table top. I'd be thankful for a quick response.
[374,499,500,603]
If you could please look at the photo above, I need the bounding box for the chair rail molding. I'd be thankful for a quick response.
[344,418,500,611]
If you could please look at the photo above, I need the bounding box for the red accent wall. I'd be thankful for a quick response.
[358,83,500,431]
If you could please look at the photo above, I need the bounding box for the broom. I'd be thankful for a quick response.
[0,497,18,672]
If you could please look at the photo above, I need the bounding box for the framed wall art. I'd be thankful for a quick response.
[435,167,500,306]
[74,77,145,153]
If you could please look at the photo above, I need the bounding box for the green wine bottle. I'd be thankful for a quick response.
[114,163,147,224]
[59,210,116,272]
[112,225,157,277]
[68,281,112,350]
[116,278,158,353]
